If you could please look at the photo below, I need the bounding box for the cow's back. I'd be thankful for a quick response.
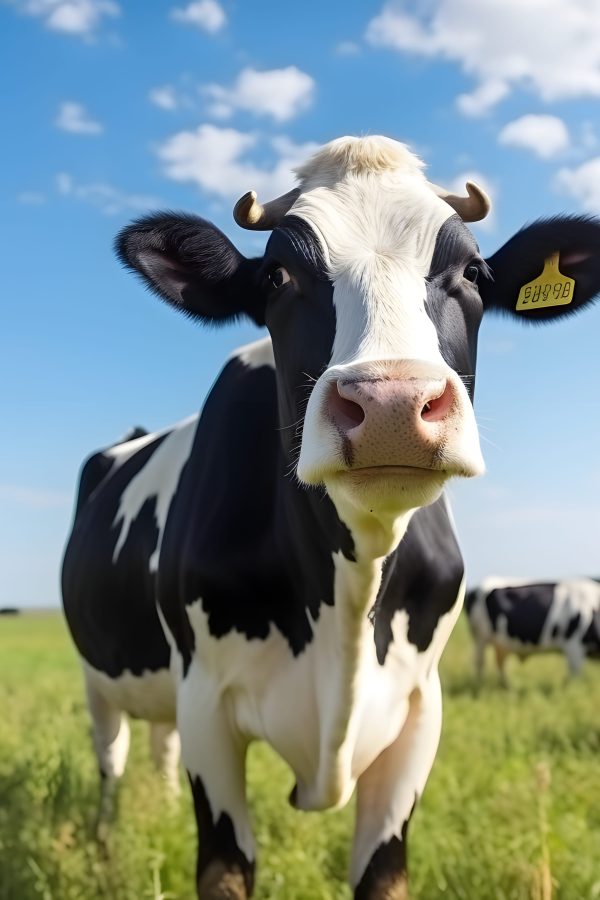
[62,428,178,679]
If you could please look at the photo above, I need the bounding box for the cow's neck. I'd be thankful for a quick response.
[278,476,415,809]
[278,473,414,614]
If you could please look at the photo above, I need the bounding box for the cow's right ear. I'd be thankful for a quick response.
[115,212,265,326]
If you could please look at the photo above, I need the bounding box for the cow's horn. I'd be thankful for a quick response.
[234,188,300,230]
[430,180,491,223]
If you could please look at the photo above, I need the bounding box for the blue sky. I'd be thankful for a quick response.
[2,0,600,607]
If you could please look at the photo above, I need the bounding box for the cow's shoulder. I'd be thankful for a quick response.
[165,335,278,529]
[156,338,282,647]
[372,496,465,662]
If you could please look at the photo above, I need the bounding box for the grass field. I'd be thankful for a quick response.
[0,612,599,900]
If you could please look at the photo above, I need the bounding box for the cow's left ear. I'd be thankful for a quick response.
[115,212,265,326]
[480,216,600,322]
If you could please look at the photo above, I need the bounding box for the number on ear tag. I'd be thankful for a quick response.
[516,252,575,311]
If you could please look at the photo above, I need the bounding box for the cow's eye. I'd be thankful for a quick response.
[464,264,480,284]
[267,266,291,290]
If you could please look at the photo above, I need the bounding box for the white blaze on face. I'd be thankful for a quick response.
[323,185,454,368]
[287,141,483,488]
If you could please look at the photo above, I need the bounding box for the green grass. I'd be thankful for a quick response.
[1,612,599,899]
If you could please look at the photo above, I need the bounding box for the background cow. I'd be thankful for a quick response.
[62,135,600,899]
[465,576,600,684]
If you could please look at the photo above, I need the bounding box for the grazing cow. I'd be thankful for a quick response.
[465,576,600,684]
[62,136,600,899]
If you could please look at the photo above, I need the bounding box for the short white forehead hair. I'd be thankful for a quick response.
[293,135,427,192]
[291,136,451,280]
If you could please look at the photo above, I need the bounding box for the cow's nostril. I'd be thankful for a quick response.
[329,386,365,431]
[421,380,453,423]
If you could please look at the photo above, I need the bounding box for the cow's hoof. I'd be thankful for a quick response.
[197,860,249,899]
[355,871,408,900]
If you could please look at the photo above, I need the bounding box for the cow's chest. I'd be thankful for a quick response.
[182,554,461,812]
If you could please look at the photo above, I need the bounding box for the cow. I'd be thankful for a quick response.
[61,135,600,899]
[465,576,600,685]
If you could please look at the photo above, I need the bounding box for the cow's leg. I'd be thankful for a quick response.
[350,672,442,900]
[84,676,130,835]
[564,641,586,677]
[493,643,510,687]
[473,638,486,682]
[149,722,181,795]
[178,676,255,899]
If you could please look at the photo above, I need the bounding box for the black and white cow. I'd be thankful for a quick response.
[62,136,600,899]
[465,576,600,684]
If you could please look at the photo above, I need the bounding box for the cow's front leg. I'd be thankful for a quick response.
[178,671,255,899]
[351,672,442,900]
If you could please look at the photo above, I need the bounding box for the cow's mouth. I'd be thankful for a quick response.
[347,465,445,476]
[332,462,476,490]
[342,458,480,480]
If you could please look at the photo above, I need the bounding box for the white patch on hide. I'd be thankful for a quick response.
[83,659,176,722]
[112,414,198,565]
[232,335,275,370]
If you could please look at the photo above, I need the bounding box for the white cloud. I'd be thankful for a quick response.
[554,158,600,213]
[336,40,361,56]
[14,0,119,38]
[56,172,162,215]
[366,1,600,115]
[204,66,315,123]
[456,80,508,117]
[580,120,598,152]
[157,123,319,200]
[171,0,226,33]
[17,190,46,204]
[149,85,179,111]
[56,172,73,194]
[498,114,570,160]
[55,101,103,135]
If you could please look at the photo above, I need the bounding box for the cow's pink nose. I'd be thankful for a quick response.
[327,376,457,469]
[330,377,454,430]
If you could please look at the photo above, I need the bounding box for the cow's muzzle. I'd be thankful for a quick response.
[320,360,482,479]
[327,373,454,471]
[296,360,484,489]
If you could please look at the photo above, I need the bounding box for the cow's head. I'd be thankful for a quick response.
[117,136,600,533]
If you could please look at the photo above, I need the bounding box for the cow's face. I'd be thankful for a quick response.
[117,136,600,525]
[260,148,487,516]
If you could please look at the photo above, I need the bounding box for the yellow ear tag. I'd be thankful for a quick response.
[516,252,575,311]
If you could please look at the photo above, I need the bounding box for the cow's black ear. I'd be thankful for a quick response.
[115,212,265,326]
[480,216,600,323]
